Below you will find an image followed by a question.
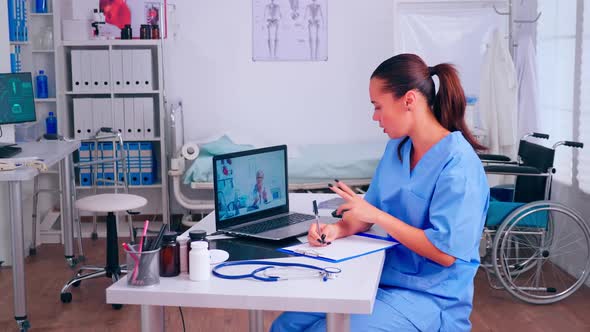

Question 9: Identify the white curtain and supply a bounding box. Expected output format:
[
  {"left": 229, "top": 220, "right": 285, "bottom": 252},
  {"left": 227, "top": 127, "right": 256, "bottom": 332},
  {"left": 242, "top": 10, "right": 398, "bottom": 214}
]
[
  {"left": 536, "top": 0, "right": 587, "bottom": 188},
  {"left": 577, "top": 1, "right": 590, "bottom": 193},
  {"left": 396, "top": 3, "right": 506, "bottom": 97},
  {"left": 516, "top": 34, "right": 539, "bottom": 138}
]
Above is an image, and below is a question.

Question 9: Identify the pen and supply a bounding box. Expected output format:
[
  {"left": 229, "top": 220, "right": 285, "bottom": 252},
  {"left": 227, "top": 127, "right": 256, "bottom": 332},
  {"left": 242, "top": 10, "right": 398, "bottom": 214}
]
[
  {"left": 313, "top": 200, "right": 325, "bottom": 244},
  {"left": 295, "top": 248, "right": 323, "bottom": 257}
]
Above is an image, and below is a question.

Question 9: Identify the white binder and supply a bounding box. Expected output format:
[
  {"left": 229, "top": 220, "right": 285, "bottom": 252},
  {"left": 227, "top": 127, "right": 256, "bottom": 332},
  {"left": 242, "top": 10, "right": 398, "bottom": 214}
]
[
  {"left": 133, "top": 98, "right": 145, "bottom": 138},
  {"left": 91, "top": 98, "right": 101, "bottom": 135},
  {"left": 111, "top": 49, "right": 124, "bottom": 91},
  {"left": 91, "top": 98, "right": 112, "bottom": 134},
  {"left": 80, "top": 50, "right": 92, "bottom": 92},
  {"left": 102, "top": 99, "right": 114, "bottom": 131},
  {"left": 142, "top": 50, "right": 153, "bottom": 90},
  {"left": 71, "top": 50, "right": 82, "bottom": 92},
  {"left": 90, "top": 51, "right": 103, "bottom": 91},
  {"left": 122, "top": 50, "right": 134, "bottom": 91},
  {"left": 143, "top": 98, "right": 155, "bottom": 139},
  {"left": 123, "top": 98, "right": 135, "bottom": 139},
  {"left": 90, "top": 50, "right": 109, "bottom": 91},
  {"left": 73, "top": 98, "right": 87, "bottom": 139},
  {"left": 74, "top": 98, "right": 93, "bottom": 139},
  {"left": 131, "top": 50, "right": 143, "bottom": 90},
  {"left": 113, "top": 98, "right": 125, "bottom": 136},
  {"left": 132, "top": 49, "right": 153, "bottom": 91}
]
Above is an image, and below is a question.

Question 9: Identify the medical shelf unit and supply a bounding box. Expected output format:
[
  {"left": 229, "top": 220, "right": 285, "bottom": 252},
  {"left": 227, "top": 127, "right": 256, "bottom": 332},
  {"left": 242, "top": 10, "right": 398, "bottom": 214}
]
[
  {"left": 7, "top": 0, "right": 60, "bottom": 137},
  {"left": 55, "top": 39, "right": 170, "bottom": 225},
  {"left": 6, "top": 0, "right": 63, "bottom": 245}
]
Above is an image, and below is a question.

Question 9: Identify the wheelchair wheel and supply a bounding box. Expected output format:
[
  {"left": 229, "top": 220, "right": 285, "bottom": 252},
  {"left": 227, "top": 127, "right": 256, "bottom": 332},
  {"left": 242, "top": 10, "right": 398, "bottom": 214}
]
[{"left": 491, "top": 201, "right": 590, "bottom": 304}]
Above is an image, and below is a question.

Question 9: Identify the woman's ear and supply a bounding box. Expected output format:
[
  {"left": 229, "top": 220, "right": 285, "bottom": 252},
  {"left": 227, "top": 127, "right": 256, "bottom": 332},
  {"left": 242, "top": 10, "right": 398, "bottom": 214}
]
[{"left": 404, "top": 90, "right": 417, "bottom": 107}]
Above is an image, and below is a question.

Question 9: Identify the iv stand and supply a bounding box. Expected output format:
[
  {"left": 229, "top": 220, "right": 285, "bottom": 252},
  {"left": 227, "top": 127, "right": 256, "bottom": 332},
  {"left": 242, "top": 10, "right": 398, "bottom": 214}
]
[{"left": 493, "top": 0, "right": 542, "bottom": 58}]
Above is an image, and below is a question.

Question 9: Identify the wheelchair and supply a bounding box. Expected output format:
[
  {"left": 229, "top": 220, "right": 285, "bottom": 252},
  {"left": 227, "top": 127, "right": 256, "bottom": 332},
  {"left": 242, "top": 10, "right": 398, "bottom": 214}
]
[{"left": 478, "top": 133, "right": 590, "bottom": 304}]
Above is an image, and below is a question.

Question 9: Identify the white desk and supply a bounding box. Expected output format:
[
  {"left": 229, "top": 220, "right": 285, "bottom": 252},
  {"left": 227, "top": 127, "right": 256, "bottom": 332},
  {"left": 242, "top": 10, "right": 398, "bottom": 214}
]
[
  {"left": 0, "top": 140, "right": 80, "bottom": 330},
  {"left": 107, "top": 193, "right": 386, "bottom": 332}
]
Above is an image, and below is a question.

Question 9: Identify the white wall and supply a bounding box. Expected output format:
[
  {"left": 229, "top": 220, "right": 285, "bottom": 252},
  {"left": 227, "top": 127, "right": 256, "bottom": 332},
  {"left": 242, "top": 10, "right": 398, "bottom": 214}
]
[{"left": 164, "top": 0, "right": 395, "bottom": 147}]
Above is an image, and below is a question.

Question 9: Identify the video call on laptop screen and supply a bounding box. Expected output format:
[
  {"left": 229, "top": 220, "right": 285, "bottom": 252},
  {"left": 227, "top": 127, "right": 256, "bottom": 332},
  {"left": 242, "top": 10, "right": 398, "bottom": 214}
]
[{"left": 215, "top": 149, "right": 287, "bottom": 222}]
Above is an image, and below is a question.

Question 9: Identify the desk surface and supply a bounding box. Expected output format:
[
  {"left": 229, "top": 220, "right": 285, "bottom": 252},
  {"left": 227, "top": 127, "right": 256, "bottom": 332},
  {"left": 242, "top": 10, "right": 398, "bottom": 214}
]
[
  {"left": 0, "top": 141, "right": 80, "bottom": 181},
  {"left": 107, "top": 193, "right": 386, "bottom": 315}
]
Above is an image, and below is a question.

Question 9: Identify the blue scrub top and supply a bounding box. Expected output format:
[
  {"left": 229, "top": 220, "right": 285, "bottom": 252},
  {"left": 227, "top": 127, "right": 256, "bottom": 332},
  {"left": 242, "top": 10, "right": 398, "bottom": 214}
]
[{"left": 364, "top": 131, "right": 489, "bottom": 331}]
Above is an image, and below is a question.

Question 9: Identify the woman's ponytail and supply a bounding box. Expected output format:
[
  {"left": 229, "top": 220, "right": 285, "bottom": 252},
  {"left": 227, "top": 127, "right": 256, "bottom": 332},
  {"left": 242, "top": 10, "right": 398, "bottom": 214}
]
[
  {"left": 372, "top": 54, "right": 487, "bottom": 153},
  {"left": 431, "top": 64, "right": 486, "bottom": 151}
]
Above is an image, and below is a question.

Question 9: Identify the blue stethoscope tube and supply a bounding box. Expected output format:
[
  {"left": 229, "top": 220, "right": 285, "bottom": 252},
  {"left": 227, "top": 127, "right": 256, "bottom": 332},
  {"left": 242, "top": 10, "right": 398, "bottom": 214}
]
[{"left": 212, "top": 260, "right": 341, "bottom": 282}]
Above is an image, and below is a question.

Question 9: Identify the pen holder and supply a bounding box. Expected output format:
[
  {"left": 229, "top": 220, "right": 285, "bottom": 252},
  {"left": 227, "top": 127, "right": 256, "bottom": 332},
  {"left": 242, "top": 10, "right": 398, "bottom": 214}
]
[{"left": 126, "top": 244, "right": 160, "bottom": 287}]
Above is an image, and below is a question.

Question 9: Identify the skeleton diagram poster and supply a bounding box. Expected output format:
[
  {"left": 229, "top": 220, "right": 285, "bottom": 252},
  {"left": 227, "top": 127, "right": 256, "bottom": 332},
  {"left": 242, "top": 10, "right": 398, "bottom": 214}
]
[{"left": 253, "top": 0, "right": 327, "bottom": 61}]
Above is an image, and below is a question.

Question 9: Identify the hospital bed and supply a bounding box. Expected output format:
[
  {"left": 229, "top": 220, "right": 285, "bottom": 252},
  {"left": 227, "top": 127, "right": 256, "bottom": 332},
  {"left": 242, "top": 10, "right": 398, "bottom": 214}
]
[
  {"left": 168, "top": 135, "right": 384, "bottom": 212},
  {"left": 478, "top": 133, "right": 590, "bottom": 304}
]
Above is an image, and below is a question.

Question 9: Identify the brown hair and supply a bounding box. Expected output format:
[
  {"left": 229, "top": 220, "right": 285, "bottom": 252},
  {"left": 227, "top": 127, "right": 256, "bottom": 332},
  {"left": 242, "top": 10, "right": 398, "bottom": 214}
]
[{"left": 370, "top": 54, "right": 486, "bottom": 159}]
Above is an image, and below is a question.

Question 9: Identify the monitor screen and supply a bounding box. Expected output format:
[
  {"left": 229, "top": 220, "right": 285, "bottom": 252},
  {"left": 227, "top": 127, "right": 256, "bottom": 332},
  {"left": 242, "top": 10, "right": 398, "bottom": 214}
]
[
  {"left": 0, "top": 72, "right": 36, "bottom": 125},
  {"left": 215, "top": 148, "right": 287, "bottom": 222}
]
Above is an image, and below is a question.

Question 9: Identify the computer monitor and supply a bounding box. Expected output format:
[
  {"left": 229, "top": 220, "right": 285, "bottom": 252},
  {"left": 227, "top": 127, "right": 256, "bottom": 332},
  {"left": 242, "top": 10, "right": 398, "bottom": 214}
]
[
  {"left": 0, "top": 72, "right": 37, "bottom": 157},
  {"left": 0, "top": 72, "right": 37, "bottom": 125}
]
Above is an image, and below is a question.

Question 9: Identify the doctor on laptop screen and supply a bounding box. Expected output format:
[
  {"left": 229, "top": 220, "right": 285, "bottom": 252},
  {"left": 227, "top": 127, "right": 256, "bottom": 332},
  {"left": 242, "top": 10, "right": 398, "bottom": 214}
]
[{"left": 215, "top": 149, "right": 286, "bottom": 221}]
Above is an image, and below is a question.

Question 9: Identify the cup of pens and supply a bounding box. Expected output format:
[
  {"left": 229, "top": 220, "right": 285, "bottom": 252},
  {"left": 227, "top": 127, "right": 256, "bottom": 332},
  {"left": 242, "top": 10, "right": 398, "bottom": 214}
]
[{"left": 125, "top": 244, "right": 160, "bottom": 287}]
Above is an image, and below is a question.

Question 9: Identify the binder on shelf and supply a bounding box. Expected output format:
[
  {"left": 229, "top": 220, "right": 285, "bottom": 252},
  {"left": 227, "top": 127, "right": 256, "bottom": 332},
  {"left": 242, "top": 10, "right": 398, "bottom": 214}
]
[
  {"left": 91, "top": 98, "right": 112, "bottom": 134},
  {"left": 111, "top": 50, "right": 124, "bottom": 91},
  {"left": 123, "top": 98, "right": 135, "bottom": 139},
  {"left": 102, "top": 142, "right": 115, "bottom": 186},
  {"left": 122, "top": 50, "right": 134, "bottom": 91},
  {"left": 73, "top": 98, "right": 92, "bottom": 139},
  {"left": 113, "top": 98, "right": 125, "bottom": 135},
  {"left": 133, "top": 98, "right": 145, "bottom": 138},
  {"left": 71, "top": 50, "right": 82, "bottom": 91},
  {"left": 132, "top": 49, "right": 153, "bottom": 90},
  {"left": 80, "top": 50, "right": 92, "bottom": 91},
  {"left": 90, "top": 50, "right": 110, "bottom": 91},
  {"left": 117, "top": 143, "right": 127, "bottom": 183},
  {"left": 94, "top": 142, "right": 105, "bottom": 185},
  {"left": 78, "top": 143, "right": 93, "bottom": 186},
  {"left": 140, "top": 142, "right": 155, "bottom": 185},
  {"left": 91, "top": 143, "right": 102, "bottom": 185},
  {"left": 143, "top": 98, "right": 155, "bottom": 139},
  {"left": 128, "top": 142, "right": 141, "bottom": 185}
]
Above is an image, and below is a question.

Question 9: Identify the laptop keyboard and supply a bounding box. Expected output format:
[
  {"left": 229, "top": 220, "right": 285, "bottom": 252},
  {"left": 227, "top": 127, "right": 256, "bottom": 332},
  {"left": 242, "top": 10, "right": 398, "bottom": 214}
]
[{"left": 233, "top": 213, "right": 314, "bottom": 234}]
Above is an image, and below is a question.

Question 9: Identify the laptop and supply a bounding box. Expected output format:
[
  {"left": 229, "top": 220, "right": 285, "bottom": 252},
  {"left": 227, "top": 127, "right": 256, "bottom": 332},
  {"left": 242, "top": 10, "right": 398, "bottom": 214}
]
[{"left": 213, "top": 145, "right": 316, "bottom": 240}]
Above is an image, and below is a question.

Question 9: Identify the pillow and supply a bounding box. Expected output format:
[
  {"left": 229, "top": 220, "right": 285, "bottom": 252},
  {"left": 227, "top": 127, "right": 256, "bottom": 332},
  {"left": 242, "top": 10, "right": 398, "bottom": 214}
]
[{"left": 199, "top": 135, "right": 254, "bottom": 155}]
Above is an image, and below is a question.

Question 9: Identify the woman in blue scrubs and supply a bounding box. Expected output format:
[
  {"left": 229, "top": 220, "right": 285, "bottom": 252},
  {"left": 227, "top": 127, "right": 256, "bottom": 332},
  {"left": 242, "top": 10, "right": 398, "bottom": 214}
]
[{"left": 271, "top": 54, "right": 489, "bottom": 331}]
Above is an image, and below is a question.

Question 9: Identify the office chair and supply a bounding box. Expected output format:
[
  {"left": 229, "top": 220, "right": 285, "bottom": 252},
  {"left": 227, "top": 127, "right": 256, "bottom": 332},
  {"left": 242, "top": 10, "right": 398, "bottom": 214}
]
[{"left": 59, "top": 129, "right": 146, "bottom": 309}]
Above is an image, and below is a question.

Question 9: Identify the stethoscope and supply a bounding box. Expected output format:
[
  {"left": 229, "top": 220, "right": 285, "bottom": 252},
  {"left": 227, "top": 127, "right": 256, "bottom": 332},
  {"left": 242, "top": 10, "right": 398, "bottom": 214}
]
[{"left": 212, "top": 260, "right": 342, "bottom": 282}]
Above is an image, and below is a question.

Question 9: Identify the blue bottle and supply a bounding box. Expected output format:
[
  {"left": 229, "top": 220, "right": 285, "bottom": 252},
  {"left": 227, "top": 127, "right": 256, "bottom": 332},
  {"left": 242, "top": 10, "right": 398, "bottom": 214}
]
[
  {"left": 35, "top": 0, "right": 48, "bottom": 13},
  {"left": 46, "top": 112, "right": 57, "bottom": 136},
  {"left": 36, "top": 70, "right": 48, "bottom": 98}
]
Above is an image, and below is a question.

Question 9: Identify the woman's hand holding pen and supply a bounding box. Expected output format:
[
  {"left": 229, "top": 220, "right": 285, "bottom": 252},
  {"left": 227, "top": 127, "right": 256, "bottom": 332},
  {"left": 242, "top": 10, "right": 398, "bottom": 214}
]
[
  {"left": 329, "top": 179, "right": 382, "bottom": 225},
  {"left": 308, "top": 223, "right": 339, "bottom": 247}
]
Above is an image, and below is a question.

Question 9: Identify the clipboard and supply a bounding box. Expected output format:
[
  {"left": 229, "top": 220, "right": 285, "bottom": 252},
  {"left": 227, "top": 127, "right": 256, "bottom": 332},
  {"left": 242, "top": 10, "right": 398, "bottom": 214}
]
[{"left": 277, "top": 233, "right": 398, "bottom": 263}]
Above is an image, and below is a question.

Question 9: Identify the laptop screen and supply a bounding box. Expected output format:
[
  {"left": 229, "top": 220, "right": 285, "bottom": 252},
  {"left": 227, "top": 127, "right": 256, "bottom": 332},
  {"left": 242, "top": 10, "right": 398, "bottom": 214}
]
[{"left": 214, "top": 146, "right": 288, "bottom": 224}]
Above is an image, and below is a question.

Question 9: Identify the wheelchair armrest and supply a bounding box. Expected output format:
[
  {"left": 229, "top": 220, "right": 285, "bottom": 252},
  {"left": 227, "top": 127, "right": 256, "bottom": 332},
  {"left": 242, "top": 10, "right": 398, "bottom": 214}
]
[
  {"left": 484, "top": 165, "right": 543, "bottom": 175},
  {"left": 480, "top": 160, "right": 519, "bottom": 165},
  {"left": 478, "top": 154, "right": 512, "bottom": 162}
]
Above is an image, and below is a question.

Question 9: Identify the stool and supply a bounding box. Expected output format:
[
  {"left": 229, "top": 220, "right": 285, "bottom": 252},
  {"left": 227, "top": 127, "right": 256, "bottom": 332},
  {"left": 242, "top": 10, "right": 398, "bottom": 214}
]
[{"left": 60, "top": 193, "right": 147, "bottom": 309}]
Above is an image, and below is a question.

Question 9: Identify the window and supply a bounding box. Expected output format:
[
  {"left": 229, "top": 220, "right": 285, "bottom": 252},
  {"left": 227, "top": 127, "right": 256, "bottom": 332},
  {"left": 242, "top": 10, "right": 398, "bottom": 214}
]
[
  {"left": 537, "top": 0, "right": 586, "bottom": 187},
  {"left": 577, "top": 1, "right": 590, "bottom": 193}
]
